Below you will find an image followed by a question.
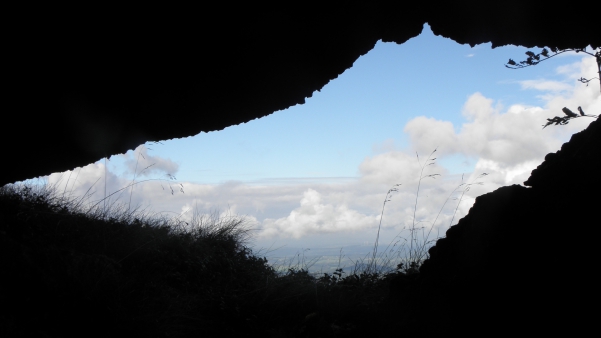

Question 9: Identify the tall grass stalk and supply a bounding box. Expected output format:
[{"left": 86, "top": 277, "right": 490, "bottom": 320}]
[
  {"left": 53, "top": 145, "right": 184, "bottom": 221},
  {"left": 1, "top": 147, "right": 490, "bottom": 336},
  {"left": 448, "top": 173, "right": 488, "bottom": 226},
  {"left": 409, "top": 148, "right": 440, "bottom": 263},
  {"left": 367, "top": 184, "right": 401, "bottom": 274},
  {"left": 366, "top": 148, "right": 488, "bottom": 275}
]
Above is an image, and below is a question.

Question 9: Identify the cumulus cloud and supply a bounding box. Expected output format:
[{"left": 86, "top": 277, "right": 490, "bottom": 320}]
[
  {"left": 400, "top": 55, "right": 599, "bottom": 190},
  {"left": 359, "top": 150, "right": 444, "bottom": 186},
  {"left": 122, "top": 145, "right": 179, "bottom": 178},
  {"left": 260, "top": 189, "right": 377, "bottom": 239},
  {"left": 402, "top": 117, "right": 459, "bottom": 157},
  {"left": 47, "top": 162, "right": 115, "bottom": 197},
  {"left": 35, "top": 55, "right": 599, "bottom": 254}
]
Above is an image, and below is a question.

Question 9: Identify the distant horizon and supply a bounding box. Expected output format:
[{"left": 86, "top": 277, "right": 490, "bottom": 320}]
[{"left": 21, "top": 24, "right": 600, "bottom": 272}]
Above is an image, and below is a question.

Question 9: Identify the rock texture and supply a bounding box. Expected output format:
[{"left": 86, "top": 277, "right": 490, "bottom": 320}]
[
  {"left": 3, "top": 3, "right": 600, "bottom": 186},
  {"left": 408, "top": 117, "right": 600, "bottom": 334}
]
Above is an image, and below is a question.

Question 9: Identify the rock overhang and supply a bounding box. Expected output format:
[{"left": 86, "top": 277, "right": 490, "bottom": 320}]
[{"left": 3, "top": 3, "right": 600, "bottom": 186}]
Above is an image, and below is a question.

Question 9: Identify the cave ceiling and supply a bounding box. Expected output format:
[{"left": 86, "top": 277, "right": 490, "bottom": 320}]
[{"left": 4, "top": 3, "right": 599, "bottom": 186}]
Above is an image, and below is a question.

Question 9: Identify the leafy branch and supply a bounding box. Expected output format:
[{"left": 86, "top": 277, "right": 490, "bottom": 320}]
[
  {"left": 506, "top": 47, "right": 601, "bottom": 94},
  {"left": 506, "top": 47, "right": 600, "bottom": 129},
  {"left": 542, "top": 106, "right": 598, "bottom": 129}
]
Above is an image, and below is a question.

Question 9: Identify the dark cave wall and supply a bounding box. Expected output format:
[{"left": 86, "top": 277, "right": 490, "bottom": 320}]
[
  {"left": 3, "top": 3, "right": 600, "bottom": 186},
  {"left": 408, "top": 117, "right": 600, "bottom": 334}
]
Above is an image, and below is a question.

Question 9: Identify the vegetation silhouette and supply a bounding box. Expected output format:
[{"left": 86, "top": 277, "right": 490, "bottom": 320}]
[
  {"left": 0, "top": 146, "right": 486, "bottom": 337},
  {"left": 506, "top": 47, "right": 600, "bottom": 128},
  {"left": 366, "top": 148, "right": 487, "bottom": 276}
]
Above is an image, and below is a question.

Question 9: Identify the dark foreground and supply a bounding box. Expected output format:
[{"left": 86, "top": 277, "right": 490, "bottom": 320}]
[{"left": 2, "top": 118, "right": 599, "bottom": 337}]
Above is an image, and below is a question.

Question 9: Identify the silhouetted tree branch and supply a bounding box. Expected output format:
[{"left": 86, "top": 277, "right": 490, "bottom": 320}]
[
  {"left": 542, "top": 106, "right": 598, "bottom": 129},
  {"left": 506, "top": 47, "right": 600, "bottom": 129},
  {"left": 506, "top": 47, "right": 601, "bottom": 94}
]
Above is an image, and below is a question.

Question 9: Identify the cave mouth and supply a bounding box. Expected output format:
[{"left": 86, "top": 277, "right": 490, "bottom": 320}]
[
  {"left": 3, "top": 7, "right": 600, "bottom": 335},
  {"left": 14, "top": 26, "right": 600, "bottom": 273}
]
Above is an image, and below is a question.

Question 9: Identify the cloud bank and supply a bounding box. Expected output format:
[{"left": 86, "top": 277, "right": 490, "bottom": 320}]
[{"left": 39, "top": 56, "right": 599, "bottom": 251}]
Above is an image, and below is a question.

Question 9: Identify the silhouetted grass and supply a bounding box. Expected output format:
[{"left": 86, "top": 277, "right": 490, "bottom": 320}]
[
  {"left": 0, "top": 152, "right": 485, "bottom": 337},
  {"left": 0, "top": 182, "right": 396, "bottom": 337},
  {"left": 362, "top": 148, "right": 487, "bottom": 276}
]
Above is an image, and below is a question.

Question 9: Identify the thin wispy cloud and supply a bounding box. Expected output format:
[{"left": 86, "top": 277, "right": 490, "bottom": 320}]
[{"left": 519, "top": 80, "right": 572, "bottom": 92}]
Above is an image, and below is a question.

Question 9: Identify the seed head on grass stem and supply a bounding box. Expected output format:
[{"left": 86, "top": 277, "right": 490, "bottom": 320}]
[
  {"left": 410, "top": 148, "right": 439, "bottom": 263},
  {"left": 368, "top": 148, "right": 489, "bottom": 274},
  {"left": 369, "top": 183, "right": 401, "bottom": 274},
  {"left": 449, "top": 173, "right": 488, "bottom": 227}
]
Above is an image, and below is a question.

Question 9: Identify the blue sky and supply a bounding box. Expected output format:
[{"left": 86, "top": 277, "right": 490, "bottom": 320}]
[
  {"left": 105, "top": 24, "right": 578, "bottom": 184},
  {"left": 38, "top": 24, "right": 600, "bottom": 272},
  {"left": 103, "top": 24, "right": 589, "bottom": 184}
]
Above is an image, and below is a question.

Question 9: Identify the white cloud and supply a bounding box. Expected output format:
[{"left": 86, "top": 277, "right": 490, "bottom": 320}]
[
  {"left": 260, "top": 189, "right": 377, "bottom": 239},
  {"left": 121, "top": 145, "right": 179, "bottom": 178},
  {"left": 358, "top": 150, "right": 447, "bottom": 186},
  {"left": 519, "top": 80, "right": 572, "bottom": 92},
  {"left": 521, "top": 53, "right": 599, "bottom": 92},
  {"left": 43, "top": 148, "right": 182, "bottom": 216},
  {"left": 35, "top": 56, "right": 599, "bottom": 256},
  {"left": 401, "top": 91, "right": 561, "bottom": 170},
  {"left": 403, "top": 117, "right": 459, "bottom": 157},
  {"left": 556, "top": 62, "right": 581, "bottom": 78},
  {"left": 399, "top": 54, "right": 599, "bottom": 190},
  {"left": 46, "top": 162, "right": 124, "bottom": 206}
]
